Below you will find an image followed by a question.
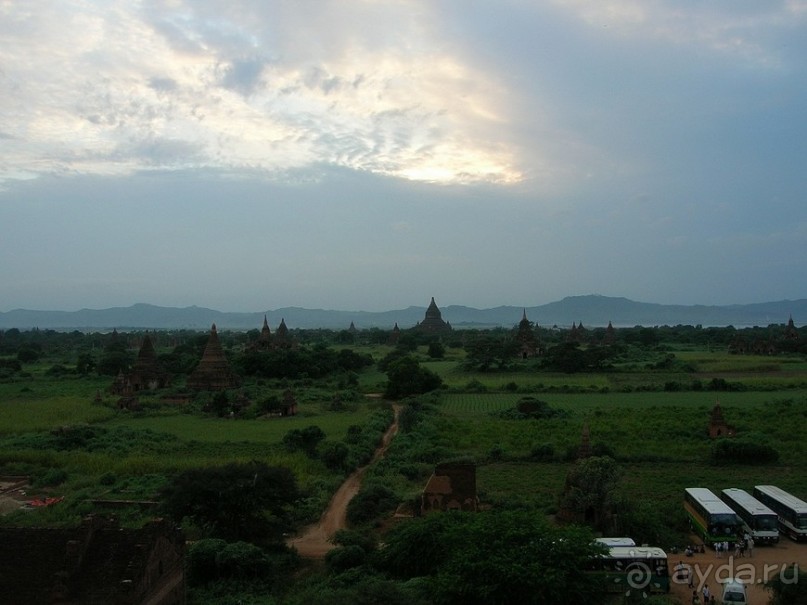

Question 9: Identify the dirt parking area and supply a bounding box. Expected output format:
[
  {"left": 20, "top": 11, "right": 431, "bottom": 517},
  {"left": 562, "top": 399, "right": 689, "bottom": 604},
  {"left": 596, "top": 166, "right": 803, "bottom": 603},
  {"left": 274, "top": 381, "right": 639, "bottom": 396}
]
[{"left": 669, "top": 538, "right": 805, "bottom": 604}]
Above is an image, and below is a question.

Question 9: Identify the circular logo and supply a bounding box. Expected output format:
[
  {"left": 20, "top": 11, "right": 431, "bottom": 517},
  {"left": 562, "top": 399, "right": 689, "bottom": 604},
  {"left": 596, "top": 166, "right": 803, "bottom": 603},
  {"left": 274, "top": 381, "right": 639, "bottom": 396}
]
[{"left": 626, "top": 561, "right": 652, "bottom": 590}]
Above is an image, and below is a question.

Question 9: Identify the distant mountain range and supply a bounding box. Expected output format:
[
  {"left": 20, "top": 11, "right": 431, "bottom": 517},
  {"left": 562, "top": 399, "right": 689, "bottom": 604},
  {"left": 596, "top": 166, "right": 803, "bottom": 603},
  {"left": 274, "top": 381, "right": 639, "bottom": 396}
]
[{"left": 1, "top": 296, "right": 805, "bottom": 331}]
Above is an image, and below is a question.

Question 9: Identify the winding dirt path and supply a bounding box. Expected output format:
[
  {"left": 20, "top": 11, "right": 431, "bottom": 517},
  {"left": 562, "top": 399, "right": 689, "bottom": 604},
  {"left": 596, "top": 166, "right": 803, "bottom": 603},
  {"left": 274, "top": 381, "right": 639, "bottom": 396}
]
[{"left": 288, "top": 404, "right": 401, "bottom": 558}]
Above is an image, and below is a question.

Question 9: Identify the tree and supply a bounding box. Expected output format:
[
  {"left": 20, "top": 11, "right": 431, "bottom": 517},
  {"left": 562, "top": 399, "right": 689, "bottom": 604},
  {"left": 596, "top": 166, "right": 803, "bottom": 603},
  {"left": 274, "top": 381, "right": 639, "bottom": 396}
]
[
  {"left": 462, "top": 335, "right": 518, "bottom": 371},
  {"left": 75, "top": 352, "right": 96, "bottom": 376},
  {"left": 378, "top": 509, "right": 604, "bottom": 605},
  {"left": 159, "top": 461, "right": 299, "bottom": 544},
  {"left": 283, "top": 425, "right": 326, "bottom": 457},
  {"left": 558, "top": 456, "right": 622, "bottom": 531},
  {"left": 766, "top": 565, "right": 807, "bottom": 605},
  {"left": 383, "top": 355, "right": 443, "bottom": 399},
  {"left": 427, "top": 340, "right": 445, "bottom": 359},
  {"left": 320, "top": 441, "right": 350, "bottom": 471},
  {"left": 346, "top": 483, "right": 399, "bottom": 526}
]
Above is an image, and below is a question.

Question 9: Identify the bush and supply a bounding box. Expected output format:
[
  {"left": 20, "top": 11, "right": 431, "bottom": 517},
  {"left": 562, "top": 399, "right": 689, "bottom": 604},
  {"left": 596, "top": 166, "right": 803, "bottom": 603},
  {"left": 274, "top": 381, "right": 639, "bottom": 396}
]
[
  {"left": 530, "top": 443, "right": 555, "bottom": 461},
  {"left": 493, "top": 397, "right": 568, "bottom": 420},
  {"left": 283, "top": 425, "right": 326, "bottom": 457},
  {"left": 710, "top": 439, "right": 779, "bottom": 465},
  {"left": 34, "top": 467, "right": 68, "bottom": 487},
  {"left": 320, "top": 441, "right": 350, "bottom": 471},
  {"left": 346, "top": 483, "right": 398, "bottom": 526}
]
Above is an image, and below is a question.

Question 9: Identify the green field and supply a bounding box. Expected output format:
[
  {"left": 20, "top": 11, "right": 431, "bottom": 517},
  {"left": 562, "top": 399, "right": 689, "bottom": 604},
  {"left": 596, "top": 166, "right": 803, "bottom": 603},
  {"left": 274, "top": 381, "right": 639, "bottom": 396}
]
[{"left": 2, "top": 332, "right": 807, "bottom": 603}]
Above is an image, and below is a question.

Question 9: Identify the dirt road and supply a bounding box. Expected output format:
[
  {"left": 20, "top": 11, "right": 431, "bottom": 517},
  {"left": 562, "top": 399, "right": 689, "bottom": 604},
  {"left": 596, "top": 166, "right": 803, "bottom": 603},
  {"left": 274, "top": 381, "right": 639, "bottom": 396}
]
[
  {"left": 288, "top": 404, "right": 401, "bottom": 558},
  {"left": 669, "top": 537, "right": 806, "bottom": 603}
]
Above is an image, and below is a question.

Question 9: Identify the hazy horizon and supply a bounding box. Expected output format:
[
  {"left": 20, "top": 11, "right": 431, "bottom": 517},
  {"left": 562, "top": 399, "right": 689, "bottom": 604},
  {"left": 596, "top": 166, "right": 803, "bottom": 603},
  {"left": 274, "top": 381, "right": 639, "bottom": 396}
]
[
  {"left": 3, "top": 293, "right": 806, "bottom": 317},
  {"left": 2, "top": 2, "right": 806, "bottom": 313}
]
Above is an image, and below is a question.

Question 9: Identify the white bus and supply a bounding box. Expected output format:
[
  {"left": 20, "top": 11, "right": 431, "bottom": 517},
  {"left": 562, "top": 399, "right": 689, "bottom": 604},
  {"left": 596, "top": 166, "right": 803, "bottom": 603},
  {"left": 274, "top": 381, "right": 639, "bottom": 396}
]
[
  {"left": 720, "top": 488, "right": 779, "bottom": 544},
  {"left": 590, "top": 546, "right": 670, "bottom": 594},
  {"left": 753, "top": 485, "right": 807, "bottom": 541},
  {"left": 596, "top": 537, "right": 636, "bottom": 547}
]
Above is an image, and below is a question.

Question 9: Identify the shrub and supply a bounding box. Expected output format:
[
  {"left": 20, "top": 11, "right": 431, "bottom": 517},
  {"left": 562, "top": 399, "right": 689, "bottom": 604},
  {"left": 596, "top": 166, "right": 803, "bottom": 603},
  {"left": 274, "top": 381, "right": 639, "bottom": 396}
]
[
  {"left": 493, "top": 397, "right": 568, "bottom": 420},
  {"left": 530, "top": 443, "right": 555, "bottom": 461},
  {"left": 710, "top": 439, "right": 779, "bottom": 465},
  {"left": 346, "top": 483, "right": 398, "bottom": 526},
  {"left": 34, "top": 467, "right": 68, "bottom": 487}
]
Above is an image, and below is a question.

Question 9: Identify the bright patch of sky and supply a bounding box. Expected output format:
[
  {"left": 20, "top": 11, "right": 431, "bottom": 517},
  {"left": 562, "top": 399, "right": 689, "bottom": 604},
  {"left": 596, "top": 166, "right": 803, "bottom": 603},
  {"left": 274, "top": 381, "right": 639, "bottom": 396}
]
[{"left": 1, "top": 0, "right": 805, "bottom": 313}]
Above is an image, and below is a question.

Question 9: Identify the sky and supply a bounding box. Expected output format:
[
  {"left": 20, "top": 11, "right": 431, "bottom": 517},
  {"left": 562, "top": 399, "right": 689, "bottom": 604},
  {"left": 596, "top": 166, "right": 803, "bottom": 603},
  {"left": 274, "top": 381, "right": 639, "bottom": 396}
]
[{"left": 1, "top": 0, "right": 806, "bottom": 313}]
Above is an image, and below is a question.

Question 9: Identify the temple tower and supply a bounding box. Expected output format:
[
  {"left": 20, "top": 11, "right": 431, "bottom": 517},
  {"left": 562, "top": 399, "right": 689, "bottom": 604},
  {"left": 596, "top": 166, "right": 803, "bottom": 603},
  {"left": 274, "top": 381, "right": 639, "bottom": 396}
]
[
  {"left": 187, "top": 324, "right": 241, "bottom": 391},
  {"left": 516, "top": 308, "right": 537, "bottom": 358},
  {"left": 412, "top": 297, "right": 452, "bottom": 334}
]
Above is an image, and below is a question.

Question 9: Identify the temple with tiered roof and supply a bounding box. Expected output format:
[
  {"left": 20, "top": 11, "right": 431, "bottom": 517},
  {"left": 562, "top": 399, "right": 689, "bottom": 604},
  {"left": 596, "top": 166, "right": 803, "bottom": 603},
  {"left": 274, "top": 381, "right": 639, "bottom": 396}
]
[{"left": 412, "top": 297, "right": 451, "bottom": 334}]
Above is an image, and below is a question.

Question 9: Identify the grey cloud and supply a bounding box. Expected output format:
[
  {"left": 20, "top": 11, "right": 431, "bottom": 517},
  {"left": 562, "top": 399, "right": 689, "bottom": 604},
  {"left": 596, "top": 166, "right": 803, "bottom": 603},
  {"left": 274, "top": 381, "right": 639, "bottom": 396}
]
[
  {"left": 113, "top": 137, "right": 205, "bottom": 165},
  {"left": 219, "top": 57, "right": 268, "bottom": 94},
  {"left": 302, "top": 67, "right": 344, "bottom": 95},
  {"left": 148, "top": 77, "right": 178, "bottom": 93}
]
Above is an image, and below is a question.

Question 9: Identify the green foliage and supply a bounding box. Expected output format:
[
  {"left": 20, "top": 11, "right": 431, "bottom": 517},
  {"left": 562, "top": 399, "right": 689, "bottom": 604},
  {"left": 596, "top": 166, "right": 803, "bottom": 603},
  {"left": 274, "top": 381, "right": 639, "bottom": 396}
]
[
  {"left": 541, "top": 343, "right": 613, "bottom": 373},
  {"left": 427, "top": 341, "right": 445, "bottom": 359},
  {"left": 284, "top": 571, "right": 423, "bottom": 605},
  {"left": 379, "top": 510, "right": 603, "bottom": 605},
  {"left": 346, "top": 483, "right": 399, "bottom": 526},
  {"left": 1, "top": 424, "right": 179, "bottom": 455},
  {"left": 384, "top": 356, "right": 443, "bottom": 399},
  {"left": 529, "top": 442, "right": 555, "bottom": 461},
  {"left": 33, "top": 467, "right": 68, "bottom": 487},
  {"left": 320, "top": 441, "right": 350, "bottom": 471},
  {"left": 159, "top": 461, "right": 299, "bottom": 544},
  {"left": 765, "top": 565, "right": 807, "bottom": 605},
  {"left": 237, "top": 347, "right": 372, "bottom": 379},
  {"left": 710, "top": 438, "right": 780, "bottom": 465},
  {"left": 558, "top": 456, "right": 622, "bottom": 532},
  {"left": 283, "top": 425, "right": 326, "bottom": 457},
  {"left": 17, "top": 346, "right": 41, "bottom": 363},
  {"left": 492, "top": 396, "right": 569, "bottom": 420},
  {"left": 397, "top": 404, "right": 420, "bottom": 433},
  {"left": 462, "top": 334, "right": 519, "bottom": 371},
  {"left": 186, "top": 538, "right": 299, "bottom": 601}
]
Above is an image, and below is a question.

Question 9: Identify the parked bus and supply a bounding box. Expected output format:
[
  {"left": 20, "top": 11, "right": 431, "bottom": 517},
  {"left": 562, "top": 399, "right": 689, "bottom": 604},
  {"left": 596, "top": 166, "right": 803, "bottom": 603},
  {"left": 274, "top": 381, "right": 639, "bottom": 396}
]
[
  {"left": 753, "top": 485, "right": 807, "bottom": 541},
  {"left": 720, "top": 488, "right": 779, "bottom": 544},
  {"left": 684, "top": 487, "right": 742, "bottom": 545},
  {"left": 596, "top": 537, "right": 636, "bottom": 547},
  {"left": 590, "top": 546, "right": 670, "bottom": 594}
]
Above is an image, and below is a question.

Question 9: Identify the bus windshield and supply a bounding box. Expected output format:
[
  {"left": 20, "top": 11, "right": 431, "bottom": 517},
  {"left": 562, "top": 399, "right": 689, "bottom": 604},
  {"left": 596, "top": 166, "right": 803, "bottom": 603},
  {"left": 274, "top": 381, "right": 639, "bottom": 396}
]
[
  {"left": 798, "top": 514, "right": 807, "bottom": 530},
  {"left": 756, "top": 516, "right": 778, "bottom": 531},
  {"left": 709, "top": 514, "right": 739, "bottom": 532}
]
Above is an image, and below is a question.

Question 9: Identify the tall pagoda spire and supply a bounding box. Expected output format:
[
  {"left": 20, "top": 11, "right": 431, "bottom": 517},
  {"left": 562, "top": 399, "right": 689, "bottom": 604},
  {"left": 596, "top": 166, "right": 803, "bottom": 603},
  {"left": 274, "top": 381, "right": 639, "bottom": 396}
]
[{"left": 187, "top": 324, "right": 241, "bottom": 391}]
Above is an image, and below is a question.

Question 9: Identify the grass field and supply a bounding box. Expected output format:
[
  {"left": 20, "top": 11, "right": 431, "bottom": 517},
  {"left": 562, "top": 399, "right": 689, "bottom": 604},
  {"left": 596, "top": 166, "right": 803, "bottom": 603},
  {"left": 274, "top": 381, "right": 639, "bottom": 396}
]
[{"left": 3, "top": 344, "right": 807, "bottom": 548}]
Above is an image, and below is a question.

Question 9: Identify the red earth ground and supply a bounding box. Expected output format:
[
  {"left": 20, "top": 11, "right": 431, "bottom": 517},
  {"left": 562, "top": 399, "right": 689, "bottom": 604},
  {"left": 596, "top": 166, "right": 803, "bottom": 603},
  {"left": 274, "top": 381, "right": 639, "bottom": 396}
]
[
  {"left": 668, "top": 537, "right": 806, "bottom": 604},
  {"left": 287, "top": 403, "right": 401, "bottom": 558}
]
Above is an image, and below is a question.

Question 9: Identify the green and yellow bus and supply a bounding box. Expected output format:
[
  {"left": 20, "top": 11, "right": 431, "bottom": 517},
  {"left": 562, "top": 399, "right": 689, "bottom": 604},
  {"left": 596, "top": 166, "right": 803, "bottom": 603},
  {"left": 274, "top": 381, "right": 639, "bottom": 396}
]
[{"left": 684, "top": 487, "right": 742, "bottom": 545}]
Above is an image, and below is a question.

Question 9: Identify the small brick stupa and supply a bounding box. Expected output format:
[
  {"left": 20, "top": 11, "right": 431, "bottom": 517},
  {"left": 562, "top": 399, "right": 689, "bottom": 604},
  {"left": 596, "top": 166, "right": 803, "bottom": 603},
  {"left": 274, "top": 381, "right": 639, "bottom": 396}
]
[
  {"left": 187, "top": 324, "right": 241, "bottom": 391},
  {"left": 707, "top": 401, "right": 736, "bottom": 439}
]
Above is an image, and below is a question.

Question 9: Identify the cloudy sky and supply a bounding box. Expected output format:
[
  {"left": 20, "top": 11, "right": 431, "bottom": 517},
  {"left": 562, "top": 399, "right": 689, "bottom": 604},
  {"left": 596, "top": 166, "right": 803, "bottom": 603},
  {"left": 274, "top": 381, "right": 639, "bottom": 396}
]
[{"left": 1, "top": 0, "right": 806, "bottom": 312}]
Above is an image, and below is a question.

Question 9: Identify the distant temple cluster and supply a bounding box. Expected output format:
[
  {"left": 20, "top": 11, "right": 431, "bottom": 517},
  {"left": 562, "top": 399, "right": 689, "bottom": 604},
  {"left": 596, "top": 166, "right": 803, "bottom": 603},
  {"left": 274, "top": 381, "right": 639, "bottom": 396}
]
[
  {"left": 105, "top": 299, "right": 801, "bottom": 402},
  {"left": 728, "top": 316, "right": 800, "bottom": 355}
]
